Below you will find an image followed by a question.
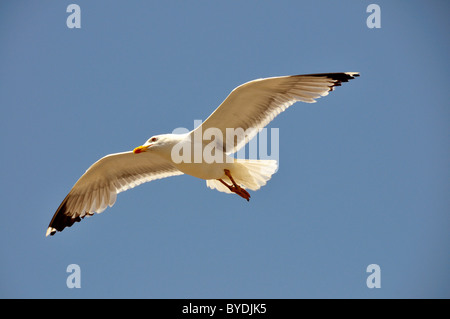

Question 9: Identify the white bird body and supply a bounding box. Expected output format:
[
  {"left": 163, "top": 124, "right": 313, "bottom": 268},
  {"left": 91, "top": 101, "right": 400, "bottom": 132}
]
[
  {"left": 131, "top": 133, "right": 277, "bottom": 191},
  {"left": 136, "top": 133, "right": 236, "bottom": 180},
  {"left": 174, "top": 159, "right": 234, "bottom": 181},
  {"left": 46, "top": 72, "right": 359, "bottom": 236}
]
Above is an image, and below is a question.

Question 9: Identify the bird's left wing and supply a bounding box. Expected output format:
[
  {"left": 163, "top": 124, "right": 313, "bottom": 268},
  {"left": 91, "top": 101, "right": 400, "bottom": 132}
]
[
  {"left": 46, "top": 151, "right": 183, "bottom": 236},
  {"left": 191, "top": 72, "right": 359, "bottom": 154}
]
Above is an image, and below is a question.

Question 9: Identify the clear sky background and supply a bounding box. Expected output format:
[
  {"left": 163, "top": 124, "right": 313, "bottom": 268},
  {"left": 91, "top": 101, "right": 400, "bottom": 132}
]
[{"left": 1, "top": 1, "right": 448, "bottom": 298}]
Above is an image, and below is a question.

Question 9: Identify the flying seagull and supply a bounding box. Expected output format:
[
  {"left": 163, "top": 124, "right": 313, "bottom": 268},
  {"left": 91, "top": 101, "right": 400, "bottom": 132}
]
[{"left": 46, "top": 72, "right": 359, "bottom": 236}]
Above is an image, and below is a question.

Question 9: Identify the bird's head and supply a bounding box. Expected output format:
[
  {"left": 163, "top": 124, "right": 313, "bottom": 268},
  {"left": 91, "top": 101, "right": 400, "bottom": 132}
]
[
  {"left": 133, "top": 134, "right": 179, "bottom": 154},
  {"left": 133, "top": 135, "right": 161, "bottom": 154}
]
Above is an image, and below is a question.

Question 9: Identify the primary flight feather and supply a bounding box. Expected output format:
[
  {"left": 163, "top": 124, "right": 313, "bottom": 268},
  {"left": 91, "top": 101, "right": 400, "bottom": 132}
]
[{"left": 47, "top": 72, "right": 359, "bottom": 236}]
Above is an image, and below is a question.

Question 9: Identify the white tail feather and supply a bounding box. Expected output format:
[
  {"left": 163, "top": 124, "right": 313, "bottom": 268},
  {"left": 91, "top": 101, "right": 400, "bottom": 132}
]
[{"left": 206, "top": 159, "right": 278, "bottom": 194}]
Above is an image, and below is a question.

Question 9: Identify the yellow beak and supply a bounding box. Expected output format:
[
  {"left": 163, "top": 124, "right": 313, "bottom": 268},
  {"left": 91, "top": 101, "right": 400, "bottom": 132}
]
[{"left": 133, "top": 145, "right": 150, "bottom": 154}]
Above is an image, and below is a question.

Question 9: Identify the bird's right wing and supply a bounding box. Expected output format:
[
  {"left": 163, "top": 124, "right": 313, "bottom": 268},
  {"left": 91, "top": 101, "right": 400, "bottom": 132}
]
[{"left": 46, "top": 151, "right": 183, "bottom": 236}]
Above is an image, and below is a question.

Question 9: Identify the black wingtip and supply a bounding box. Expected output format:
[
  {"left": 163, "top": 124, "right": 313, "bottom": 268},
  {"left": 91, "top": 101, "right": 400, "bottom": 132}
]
[
  {"left": 46, "top": 194, "right": 82, "bottom": 237},
  {"left": 308, "top": 72, "right": 360, "bottom": 81},
  {"left": 303, "top": 72, "right": 360, "bottom": 91}
]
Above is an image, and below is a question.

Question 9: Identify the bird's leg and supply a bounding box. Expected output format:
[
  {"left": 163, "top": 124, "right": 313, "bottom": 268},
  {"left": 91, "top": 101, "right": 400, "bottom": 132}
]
[
  {"left": 218, "top": 178, "right": 250, "bottom": 201},
  {"left": 224, "top": 170, "right": 250, "bottom": 201},
  {"left": 218, "top": 169, "right": 250, "bottom": 201}
]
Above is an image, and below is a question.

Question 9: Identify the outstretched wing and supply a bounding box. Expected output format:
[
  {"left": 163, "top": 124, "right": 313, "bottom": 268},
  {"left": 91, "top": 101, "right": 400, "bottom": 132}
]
[
  {"left": 192, "top": 72, "right": 359, "bottom": 154},
  {"left": 46, "top": 151, "right": 183, "bottom": 236}
]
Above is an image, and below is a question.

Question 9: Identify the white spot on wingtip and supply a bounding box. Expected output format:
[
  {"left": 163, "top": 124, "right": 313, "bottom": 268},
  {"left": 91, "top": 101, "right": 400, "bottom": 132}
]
[{"left": 46, "top": 227, "right": 56, "bottom": 237}]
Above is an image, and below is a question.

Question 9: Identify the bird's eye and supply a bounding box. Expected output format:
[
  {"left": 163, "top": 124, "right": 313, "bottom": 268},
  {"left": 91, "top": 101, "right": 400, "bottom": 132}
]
[{"left": 151, "top": 137, "right": 157, "bottom": 142}]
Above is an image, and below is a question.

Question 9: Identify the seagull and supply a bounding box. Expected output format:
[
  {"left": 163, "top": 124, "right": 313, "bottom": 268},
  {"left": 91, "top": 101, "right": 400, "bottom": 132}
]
[{"left": 46, "top": 72, "right": 359, "bottom": 236}]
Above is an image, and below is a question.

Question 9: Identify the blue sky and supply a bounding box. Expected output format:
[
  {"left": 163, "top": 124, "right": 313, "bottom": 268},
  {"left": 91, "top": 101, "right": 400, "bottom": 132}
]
[{"left": 0, "top": 1, "right": 449, "bottom": 298}]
